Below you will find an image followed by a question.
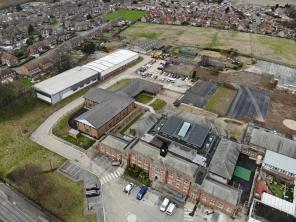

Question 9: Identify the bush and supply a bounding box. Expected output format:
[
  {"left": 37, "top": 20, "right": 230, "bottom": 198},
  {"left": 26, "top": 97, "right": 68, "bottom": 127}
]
[{"left": 125, "top": 164, "right": 151, "bottom": 186}]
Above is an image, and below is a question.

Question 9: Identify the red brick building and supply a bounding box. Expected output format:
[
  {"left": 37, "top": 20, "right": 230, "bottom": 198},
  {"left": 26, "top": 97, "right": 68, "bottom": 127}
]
[{"left": 75, "top": 88, "right": 135, "bottom": 139}]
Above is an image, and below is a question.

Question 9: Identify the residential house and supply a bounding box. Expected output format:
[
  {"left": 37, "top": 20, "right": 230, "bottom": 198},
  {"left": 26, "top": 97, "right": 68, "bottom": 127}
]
[
  {"left": 18, "top": 60, "right": 42, "bottom": 78},
  {"left": 1, "top": 52, "right": 19, "bottom": 66},
  {"left": 0, "top": 68, "right": 17, "bottom": 83}
]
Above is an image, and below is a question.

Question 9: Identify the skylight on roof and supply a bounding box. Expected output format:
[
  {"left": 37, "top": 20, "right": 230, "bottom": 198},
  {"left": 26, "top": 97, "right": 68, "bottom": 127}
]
[{"left": 178, "top": 122, "right": 191, "bottom": 137}]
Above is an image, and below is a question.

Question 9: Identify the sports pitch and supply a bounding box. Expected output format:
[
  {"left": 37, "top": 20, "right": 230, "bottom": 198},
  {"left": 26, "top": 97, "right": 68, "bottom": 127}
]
[
  {"left": 121, "top": 23, "right": 296, "bottom": 66},
  {"left": 234, "top": 166, "right": 251, "bottom": 181}
]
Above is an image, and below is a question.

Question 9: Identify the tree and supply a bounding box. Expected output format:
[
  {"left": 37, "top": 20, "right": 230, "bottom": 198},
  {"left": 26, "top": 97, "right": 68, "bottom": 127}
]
[
  {"left": 86, "top": 14, "right": 92, "bottom": 20},
  {"left": 26, "top": 36, "right": 34, "bottom": 45},
  {"left": 192, "top": 70, "right": 197, "bottom": 79},
  {"left": 28, "top": 24, "right": 34, "bottom": 35},
  {"left": 81, "top": 41, "right": 96, "bottom": 54},
  {"left": 16, "top": 4, "right": 22, "bottom": 11}
]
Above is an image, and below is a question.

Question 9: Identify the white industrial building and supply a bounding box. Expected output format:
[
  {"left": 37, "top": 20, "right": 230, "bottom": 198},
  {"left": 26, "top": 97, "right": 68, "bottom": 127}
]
[{"left": 33, "top": 49, "right": 139, "bottom": 104}]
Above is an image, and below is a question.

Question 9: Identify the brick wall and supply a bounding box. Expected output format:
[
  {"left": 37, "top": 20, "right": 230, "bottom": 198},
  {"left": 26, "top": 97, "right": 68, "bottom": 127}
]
[
  {"left": 129, "top": 150, "right": 151, "bottom": 173},
  {"left": 77, "top": 102, "right": 136, "bottom": 139},
  {"left": 97, "top": 142, "right": 126, "bottom": 162},
  {"left": 199, "top": 191, "right": 237, "bottom": 218}
]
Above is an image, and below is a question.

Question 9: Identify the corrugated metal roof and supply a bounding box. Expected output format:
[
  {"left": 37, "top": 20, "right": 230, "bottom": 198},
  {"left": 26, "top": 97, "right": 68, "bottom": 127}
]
[
  {"left": 84, "top": 49, "right": 138, "bottom": 77},
  {"left": 34, "top": 50, "right": 138, "bottom": 95},
  {"left": 263, "top": 150, "right": 296, "bottom": 175},
  {"left": 33, "top": 66, "right": 98, "bottom": 95}
]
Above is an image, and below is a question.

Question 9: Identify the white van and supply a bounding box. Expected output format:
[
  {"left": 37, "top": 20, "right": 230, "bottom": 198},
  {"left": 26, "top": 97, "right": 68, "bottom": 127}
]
[
  {"left": 166, "top": 202, "right": 176, "bottom": 215},
  {"left": 160, "top": 198, "right": 170, "bottom": 212}
]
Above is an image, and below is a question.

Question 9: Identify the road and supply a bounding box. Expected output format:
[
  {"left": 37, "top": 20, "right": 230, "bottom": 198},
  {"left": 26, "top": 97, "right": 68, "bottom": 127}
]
[{"left": 0, "top": 183, "right": 56, "bottom": 222}]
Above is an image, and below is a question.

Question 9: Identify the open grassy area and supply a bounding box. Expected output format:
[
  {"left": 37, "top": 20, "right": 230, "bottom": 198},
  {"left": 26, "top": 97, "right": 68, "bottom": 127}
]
[
  {"left": 204, "top": 86, "right": 237, "bottom": 116},
  {"left": 0, "top": 0, "right": 30, "bottom": 9},
  {"left": 150, "top": 99, "right": 167, "bottom": 111},
  {"left": 135, "top": 93, "right": 153, "bottom": 104},
  {"left": 107, "top": 79, "right": 131, "bottom": 92},
  {"left": 104, "top": 8, "right": 145, "bottom": 22},
  {"left": 52, "top": 108, "right": 95, "bottom": 150},
  {"left": 15, "top": 77, "right": 33, "bottom": 86},
  {"left": 0, "top": 88, "right": 96, "bottom": 222},
  {"left": 121, "top": 23, "right": 296, "bottom": 66}
]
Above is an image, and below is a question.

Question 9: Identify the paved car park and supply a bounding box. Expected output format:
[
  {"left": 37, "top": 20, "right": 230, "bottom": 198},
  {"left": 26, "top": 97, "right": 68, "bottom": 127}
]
[
  {"left": 102, "top": 178, "right": 183, "bottom": 222},
  {"left": 136, "top": 59, "right": 193, "bottom": 93}
]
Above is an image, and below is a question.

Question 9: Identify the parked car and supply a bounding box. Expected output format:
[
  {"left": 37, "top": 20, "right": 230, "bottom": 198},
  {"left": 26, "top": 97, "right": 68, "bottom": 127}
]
[
  {"left": 86, "top": 184, "right": 100, "bottom": 191},
  {"left": 123, "top": 182, "right": 134, "bottom": 195},
  {"left": 166, "top": 202, "right": 176, "bottom": 215},
  {"left": 160, "top": 198, "right": 170, "bottom": 212},
  {"left": 136, "top": 185, "right": 148, "bottom": 200},
  {"left": 111, "top": 159, "right": 121, "bottom": 166},
  {"left": 86, "top": 190, "right": 99, "bottom": 198}
]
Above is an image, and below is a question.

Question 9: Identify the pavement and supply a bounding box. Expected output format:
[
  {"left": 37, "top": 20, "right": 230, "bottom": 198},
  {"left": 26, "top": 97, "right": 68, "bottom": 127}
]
[
  {"left": 102, "top": 177, "right": 184, "bottom": 222},
  {"left": 0, "top": 183, "right": 57, "bottom": 222}
]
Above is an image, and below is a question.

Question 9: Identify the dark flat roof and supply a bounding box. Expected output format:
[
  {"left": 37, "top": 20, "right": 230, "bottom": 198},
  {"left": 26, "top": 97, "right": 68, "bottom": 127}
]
[{"left": 159, "top": 116, "right": 210, "bottom": 149}]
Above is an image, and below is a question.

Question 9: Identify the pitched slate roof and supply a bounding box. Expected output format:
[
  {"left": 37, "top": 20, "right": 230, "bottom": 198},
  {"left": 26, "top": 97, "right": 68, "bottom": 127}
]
[
  {"left": 117, "top": 78, "right": 162, "bottom": 98},
  {"left": 209, "top": 138, "right": 241, "bottom": 180},
  {"left": 201, "top": 178, "right": 242, "bottom": 206},
  {"left": 76, "top": 88, "right": 134, "bottom": 129},
  {"left": 249, "top": 127, "right": 296, "bottom": 159}
]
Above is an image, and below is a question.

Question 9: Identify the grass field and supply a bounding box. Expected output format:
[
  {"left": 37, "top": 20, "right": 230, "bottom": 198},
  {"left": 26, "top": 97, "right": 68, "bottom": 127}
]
[
  {"left": 204, "top": 86, "right": 237, "bottom": 116},
  {"left": 107, "top": 79, "right": 131, "bottom": 92},
  {"left": 150, "top": 99, "right": 167, "bottom": 111},
  {"left": 121, "top": 23, "right": 296, "bottom": 66},
  {"left": 0, "top": 0, "right": 30, "bottom": 9},
  {"left": 0, "top": 89, "right": 96, "bottom": 222},
  {"left": 104, "top": 8, "right": 145, "bottom": 22},
  {"left": 135, "top": 93, "right": 153, "bottom": 104}
]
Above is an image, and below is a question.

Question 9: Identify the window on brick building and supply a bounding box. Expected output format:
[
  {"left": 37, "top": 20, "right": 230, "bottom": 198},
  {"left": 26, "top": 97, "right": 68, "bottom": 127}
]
[
  {"left": 217, "top": 203, "right": 224, "bottom": 209},
  {"left": 209, "top": 199, "right": 215, "bottom": 206}
]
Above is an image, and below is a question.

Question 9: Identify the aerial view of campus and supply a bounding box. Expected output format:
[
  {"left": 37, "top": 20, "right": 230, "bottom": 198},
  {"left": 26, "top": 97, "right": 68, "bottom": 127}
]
[{"left": 0, "top": 0, "right": 295, "bottom": 222}]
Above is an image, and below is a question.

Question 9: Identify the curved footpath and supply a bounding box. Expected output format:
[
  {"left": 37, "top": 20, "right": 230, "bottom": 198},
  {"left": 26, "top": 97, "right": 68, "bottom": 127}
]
[{"left": 30, "top": 55, "right": 152, "bottom": 176}]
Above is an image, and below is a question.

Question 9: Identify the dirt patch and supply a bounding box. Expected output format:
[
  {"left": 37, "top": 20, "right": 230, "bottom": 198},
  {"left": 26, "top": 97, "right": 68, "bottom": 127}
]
[
  {"left": 196, "top": 69, "right": 273, "bottom": 90},
  {"left": 283, "top": 119, "right": 296, "bottom": 131},
  {"left": 262, "top": 90, "right": 296, "bottom": 136}
]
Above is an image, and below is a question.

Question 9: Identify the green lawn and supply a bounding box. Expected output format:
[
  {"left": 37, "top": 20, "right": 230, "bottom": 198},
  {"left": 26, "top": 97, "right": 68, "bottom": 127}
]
[
  {"left": 150, "top": 99, "right": 166, "bottom": 111},
  {"left": 107, "top": 79, "right": 131, "bottom": 92},
  {"left": 0, "top": 87, "right": 97, "bottom": 222},
  {"left": 204, "top": 86, "right": 237, "bottom": 116},
  {"left": 52, "top": 107, "right": 95, "bottom": 150},
  {"left": 135, "top": 94, "right": 153, "bottom": 104},
  {"left": 104, "top": 9, "right": 146, "bottom": 22}
]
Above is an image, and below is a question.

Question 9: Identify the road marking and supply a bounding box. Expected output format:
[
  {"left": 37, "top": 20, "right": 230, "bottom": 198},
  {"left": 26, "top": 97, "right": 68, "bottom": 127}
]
[{"left": 114, "top": 171, "right": 120, "bottom": 177}]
